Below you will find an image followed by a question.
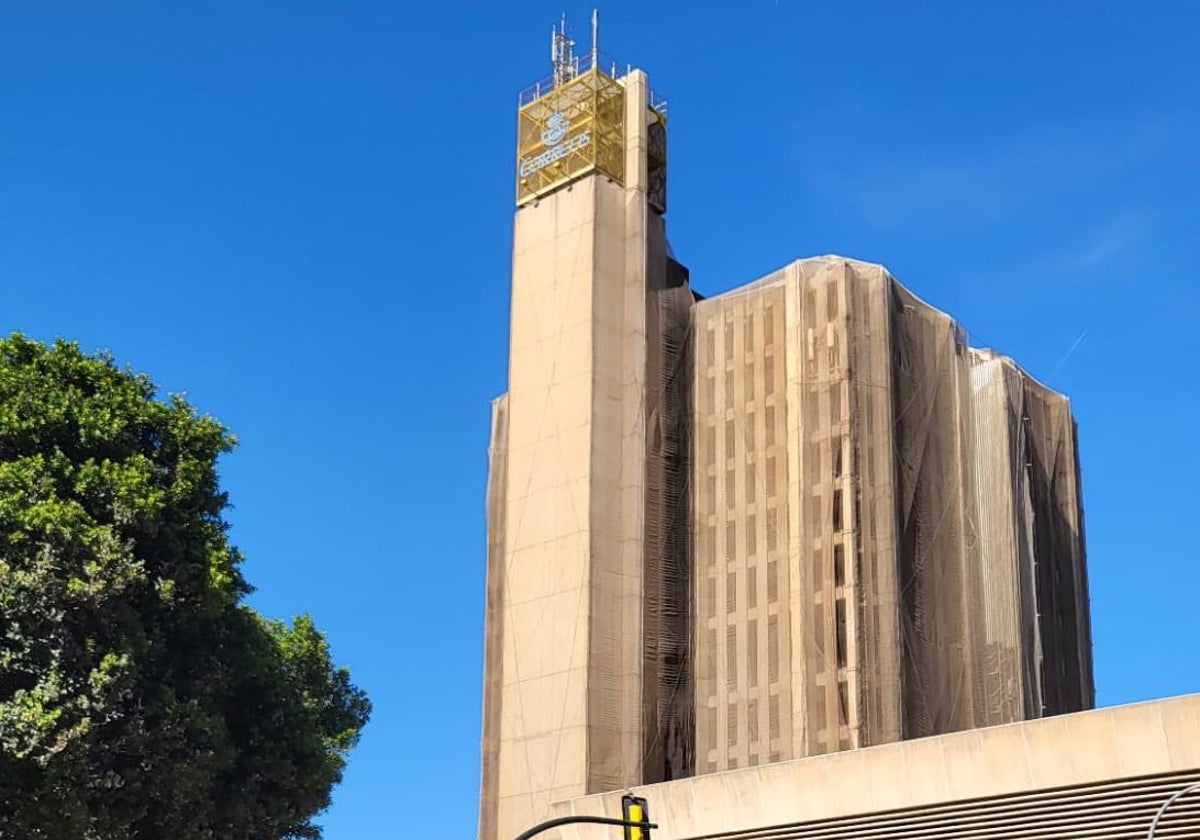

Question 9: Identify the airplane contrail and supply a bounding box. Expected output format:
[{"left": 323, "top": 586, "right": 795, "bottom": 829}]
[{"left": 1050, "top": 330, "right": 1089, "bottom": 376}]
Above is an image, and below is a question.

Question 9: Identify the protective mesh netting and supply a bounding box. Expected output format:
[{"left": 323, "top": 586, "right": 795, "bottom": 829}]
[
  {"left": 480, "top": 254, "right": 1093, "bottom": 832},
  {"left": 688, "top": 257, "right": 1092, "bottom": 770}
]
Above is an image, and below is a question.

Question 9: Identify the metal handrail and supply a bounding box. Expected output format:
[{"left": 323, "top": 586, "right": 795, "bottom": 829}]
[{"left": 518, "top": 51, "right": 630, "bottom": 106}]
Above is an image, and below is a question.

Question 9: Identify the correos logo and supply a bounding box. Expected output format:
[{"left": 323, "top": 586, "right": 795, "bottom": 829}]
[
  {"left": 520, "top": 112, "right": 592, "bottom": 179},
  {"left": 542, "top": 112, "right": 570, "bottom": 146}
]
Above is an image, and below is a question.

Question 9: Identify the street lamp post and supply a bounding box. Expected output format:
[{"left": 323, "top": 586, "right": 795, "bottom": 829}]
[
  {"left": 510, "top": 815, "right": 658, "bottom": 840},
  {"left": 1147, "top": 781, "right": 1200, "bottom": 840}
]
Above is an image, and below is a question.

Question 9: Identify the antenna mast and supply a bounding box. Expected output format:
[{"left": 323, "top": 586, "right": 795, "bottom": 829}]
[
  {"left": 591, "top": 9, "right": 599, "bottom": 68},
  {"left": 551, "top": 13, "right": 576, "bottom": 88}
]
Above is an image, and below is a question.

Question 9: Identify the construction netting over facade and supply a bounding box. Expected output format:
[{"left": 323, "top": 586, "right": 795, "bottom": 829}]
[
  {"left": 691, "top": 257, "right": 1093, "bottom": 772},
  {"left": 480, "top": 250, "right": 1094, "bottom": 840}
]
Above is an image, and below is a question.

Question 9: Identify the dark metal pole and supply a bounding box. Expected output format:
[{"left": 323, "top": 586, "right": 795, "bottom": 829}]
[{"left": 511, "top": 815, "right": 658, "bottom": 840}]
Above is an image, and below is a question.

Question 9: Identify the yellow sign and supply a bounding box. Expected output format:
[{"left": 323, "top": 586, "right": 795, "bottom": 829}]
[{"left": 516, "top": 69, "right": 625, "bottom": 206}]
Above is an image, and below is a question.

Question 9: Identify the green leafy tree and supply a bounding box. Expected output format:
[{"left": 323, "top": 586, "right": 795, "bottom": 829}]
[{"left": 0, "top": 334, "right": 370, "bottom": 839}]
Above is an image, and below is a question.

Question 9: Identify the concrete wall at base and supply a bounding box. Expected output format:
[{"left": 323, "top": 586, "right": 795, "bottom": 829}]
[{"left": 553, "top": 694, "right": 1200, "bottom": 840}]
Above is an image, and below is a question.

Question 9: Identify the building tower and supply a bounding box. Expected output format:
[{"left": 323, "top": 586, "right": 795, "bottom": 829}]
[
  {"left": 479, "top": 16, "right": 691, "bottom": 840},
  {"left": 481, "top": 19, "right": 1094, "bottom": 840}
]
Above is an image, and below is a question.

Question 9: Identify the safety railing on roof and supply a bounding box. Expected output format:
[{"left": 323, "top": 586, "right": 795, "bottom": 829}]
[{"left": 518, "top": 52, "right": 667, "bottom": 113}]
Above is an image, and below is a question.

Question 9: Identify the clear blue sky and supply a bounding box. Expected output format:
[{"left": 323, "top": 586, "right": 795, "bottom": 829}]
[{"left": 3, "top": 1, "right": 1198, "bottom": 837}]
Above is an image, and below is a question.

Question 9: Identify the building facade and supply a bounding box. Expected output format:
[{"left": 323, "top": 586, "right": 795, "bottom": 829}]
[
  {"left": 479, "top": 33, "right": 692, "bottom": 840},
  {"left": 690, "top": 260, "right": 1093, "bottom": 775},
  {"left": 480, "top": 28, "right": 1093, "bottom": 840}
]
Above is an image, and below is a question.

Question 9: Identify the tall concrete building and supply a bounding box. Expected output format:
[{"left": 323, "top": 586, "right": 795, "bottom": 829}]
[
  {"left": 690, "top": 260, "right": 1092, "bottom": 775},
  {"left": 480, "top": 22, "right": 691, "bottom": 840},
  {"left": 480, "top": 21, "right": 1094, "bottom": 840}
]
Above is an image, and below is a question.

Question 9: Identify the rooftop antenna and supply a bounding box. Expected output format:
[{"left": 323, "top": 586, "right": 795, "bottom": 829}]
[
  {"left": 551, "top": 13, "right": 576, "bottom": 88},
  {"left": 590, "top": 9, "right": 599, "bottom": 68}
]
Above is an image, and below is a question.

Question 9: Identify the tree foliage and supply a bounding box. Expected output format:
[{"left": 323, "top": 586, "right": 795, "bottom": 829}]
[{"left": 0, "top": 334, "right": 370, "bottom": 839}]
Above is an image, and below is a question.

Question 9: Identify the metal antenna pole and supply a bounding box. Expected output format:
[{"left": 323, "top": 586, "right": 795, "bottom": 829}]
[
  {"left": 551, "top": 13, "right": 577, "bottom": 87},
  {"left": 591, "top": 8, "right": 599, "bottom": 68}
]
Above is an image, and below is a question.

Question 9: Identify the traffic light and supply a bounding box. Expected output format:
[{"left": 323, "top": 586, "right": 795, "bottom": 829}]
[{"left": 622, "top": 794, "right": 650, "bottom": 840}]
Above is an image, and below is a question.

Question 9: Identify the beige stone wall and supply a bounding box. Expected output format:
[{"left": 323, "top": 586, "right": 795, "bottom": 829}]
[
  {"left": 554, "top": 695, "right": 1200, "bottom": 840},
  {"left": 492, "top": 176, "right": 601, "bottom": 839},
  {"left": 693, "top": 260, "right": 903, "bottom": 769},
  {"left": 480, "top": 69, "right": 679, "bottom": 840},
  {"left": 693, "top": 280, "right": 792, "bottom": 773}
]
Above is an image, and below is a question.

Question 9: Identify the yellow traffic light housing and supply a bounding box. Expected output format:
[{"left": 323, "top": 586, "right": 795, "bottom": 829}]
[{"left": 622, "top": 795, "right": 650, "bottom": 840}]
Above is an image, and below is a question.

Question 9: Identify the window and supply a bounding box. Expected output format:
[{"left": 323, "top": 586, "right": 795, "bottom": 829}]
[
  {"left": 747, "top": 619, "right": 758, "bottom": 687},
  {"left": 768, "top": 616, "right": 779, "bottom": 683},
  {"left": 726, "top": 571, "right": 736, "bottom": 614},
  {"left": 834, "top": 543, "right": 845, "bottom": 587},
  {"left": 833, "top": 489, "right": 844, "bottom": 531},
  {"left": 747, "top": 465, "right": 757, "bottom": 505},
  {"left": 748, "top": 698, "right": 760, "bottom": 742},
  {"left": 766, "top": 511, "right": 778, "bottom": 551},
  {"left": 747, "top": 514, "right": 757, "bottom": 556},
  {"left": 725, "top": 523, "right": 736, "bottom": 562},
  {"left": 765, "top": 405, "right": 776, "bottom": 446},
  {"left": 724, "top": 322, "right": 734, "bottom": 360},
  {"left": 814, "top": 680, "right": 827, "bottom": 729},
  {"left": 748, "top": 567, "right": 758, "bottom": 608},
  {"left": 767, "top": 560, "right": 779, "bottom": 602},
  {"left": 765, "top": 357, "right": 775, "bottom": 395},
  {"left": 705, "top": 630, "right": 716, "bottom": 679},
  {"left": 764, "top": 305, "right": 775, "bottom": 345},
  {"left": 766, "top": 457, "right": 777, "bottom": 497},
  {"left": 835, "top": 598, "right": 847, "bottom": 669},
  {"left": 726, "top": 627, "right": 738, "bottom": 691},
  {"left": 769, "top": 695, "right": 780, "bottom": 738}
]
